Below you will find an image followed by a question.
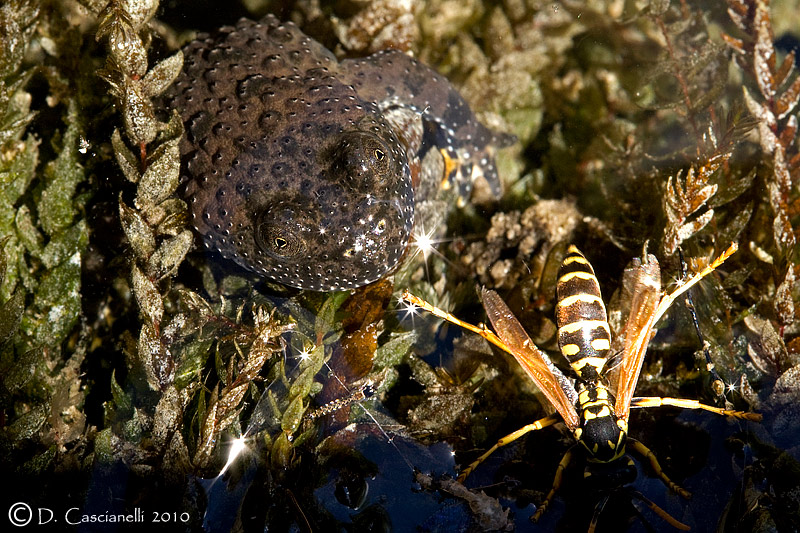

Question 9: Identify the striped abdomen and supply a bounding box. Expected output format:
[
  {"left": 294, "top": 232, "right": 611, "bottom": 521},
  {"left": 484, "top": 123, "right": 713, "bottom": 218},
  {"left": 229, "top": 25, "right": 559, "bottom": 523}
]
[
  {"left": 556, "top": 246, "right": 626, "bottom": 462},
  {"left": 555, "top": 246, "right": 612, "bottom": 382}
]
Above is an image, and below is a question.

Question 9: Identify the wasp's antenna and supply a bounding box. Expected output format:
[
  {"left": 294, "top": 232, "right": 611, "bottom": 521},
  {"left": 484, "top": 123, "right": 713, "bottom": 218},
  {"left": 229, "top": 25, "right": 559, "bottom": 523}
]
[{"left": 678, "top": 248, "right": 725, "bottom": 396}]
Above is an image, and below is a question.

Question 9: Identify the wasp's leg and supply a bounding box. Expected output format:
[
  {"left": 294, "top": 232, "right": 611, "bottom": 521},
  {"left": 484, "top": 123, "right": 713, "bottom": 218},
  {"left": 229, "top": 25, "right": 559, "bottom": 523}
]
[
  {"left": 531, "top": 446, "right": 576, "bottom": 522},
  {"left": 588, "top": 494, "right": 611, "bottom": 533},
  {"left": 458, "top": 413, "right": 560, "bottom": 482},
  {"left": 627, "top": 438, "right": 691, "bottom": 499},
  {"left": 587, "top": 489, "right": 691, "bottom": 533},
  {"left": 630, "top": 396, "right": 762, "bottom": 421},
  {"left": 630, "top": 490, "right": 691, "bottom": 531}
]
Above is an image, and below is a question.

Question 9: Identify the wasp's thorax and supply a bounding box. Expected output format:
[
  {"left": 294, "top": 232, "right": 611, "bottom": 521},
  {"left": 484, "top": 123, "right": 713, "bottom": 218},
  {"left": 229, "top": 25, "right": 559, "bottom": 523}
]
[{"left": 573, "top": 382, "right": 627, "bottom": 462}]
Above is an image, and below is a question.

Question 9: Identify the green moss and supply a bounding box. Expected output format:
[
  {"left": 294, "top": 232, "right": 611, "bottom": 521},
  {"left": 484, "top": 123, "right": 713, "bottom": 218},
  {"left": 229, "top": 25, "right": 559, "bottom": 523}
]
[
  {"left": 39, "top": 103, "right": 85, "bottom": 236},
  {"left": 24, "top": 249, "right": 82, "bottom": 347}
]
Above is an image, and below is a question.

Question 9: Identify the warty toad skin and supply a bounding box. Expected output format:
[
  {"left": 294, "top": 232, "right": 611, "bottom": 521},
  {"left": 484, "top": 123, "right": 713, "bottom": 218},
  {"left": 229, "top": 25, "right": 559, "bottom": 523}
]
[{"left": 166, "top": 15, "right": 510, "bottom": 290}]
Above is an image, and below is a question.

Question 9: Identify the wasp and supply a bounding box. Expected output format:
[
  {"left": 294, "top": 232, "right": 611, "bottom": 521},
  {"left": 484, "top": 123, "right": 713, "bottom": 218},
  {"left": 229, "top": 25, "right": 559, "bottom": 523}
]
[{"left": 402, "top": 242, "right": 761, "bottom": 524}]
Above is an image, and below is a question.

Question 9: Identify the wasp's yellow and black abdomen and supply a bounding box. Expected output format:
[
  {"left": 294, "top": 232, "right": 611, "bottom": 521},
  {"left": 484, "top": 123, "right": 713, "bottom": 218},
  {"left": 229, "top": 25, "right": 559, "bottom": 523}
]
[
  {"left": 555, "top": 246, "right": 612, "bottom": 381},
  {"left": 555, "top": 246, "right": 626, "bottom": 463}
]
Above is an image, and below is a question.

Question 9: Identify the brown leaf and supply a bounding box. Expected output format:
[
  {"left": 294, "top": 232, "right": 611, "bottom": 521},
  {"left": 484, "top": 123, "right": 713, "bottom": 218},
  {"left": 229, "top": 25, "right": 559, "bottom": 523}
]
[
  {"left": 194, "top": 386, "right": 219, "bottom": 467},
  {"left": 336, "top": 279, "right": 394, "bottom": 381},
  {"left": 146, "top": 230, "right": 192, "bottom": 280},
  {"left": 119, "top": 198, "right": 155, "bottom": 259},
  {"left": 152, "top": 386, "right": 195, "bottom": 451},
  {"left": 726, "top": 0, "right": 750, "bottom": 27},
  {"left": 112, "top": 128, "right": 140, "bottom": 183},
  {"left": 753, "top": 38, "right": 775, "bottom": 100},
  {"left": 789, "top": 151, "right": 800, "bottom": 171},
  {"left": 139, "top": 321, "right": 172, "bottom": 390},
  {"left": 776, "top": 75, "right": 800, "bottom": 120},
  {"left": 753, "top": 2, "right": 776, "bottom": 99},
  {"left": 676, "top": 210, "right": 714, "bottom": 245},
  {"left": 131, "top": 263, "right": 163, "bottom": 325},
  {"left": 721, "top": 33, "right": 746, "bottom": 53},
  {"left": 774, "top": 50, "right": 796, "bottom": 88},
  {"left": 744, "top": 314, "right": 787, "bottom": 376},
  {"left": 142, "top": 51, "right": 184, "bottom": 98},
  {"left": 662, "top": 153, "right": 727, "bottom": 254},
  {"left": 778, "top": 115, "right": 798, "bottom": 150},
  {"left": 135, "top": 140, "right": 180, "bottom": 210},
  {"left": 774, "top": 266, "right": 797, "bottom": 327},
  {"left": 771, "top": 210, "right": 793, "bottom": 251},
  {"left": 743, "top": 87, "right": 778, "bottom": 154},
  {"left": 773, "top": 146, "right": 793, "bottom": 196}
]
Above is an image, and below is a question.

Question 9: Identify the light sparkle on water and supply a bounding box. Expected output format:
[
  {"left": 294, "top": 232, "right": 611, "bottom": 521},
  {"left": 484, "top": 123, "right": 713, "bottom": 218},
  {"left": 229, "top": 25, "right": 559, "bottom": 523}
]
[
  {"left": 410, "top": 225, "right": 439, "bottom": 262},
  {"left": 297, "top": 345, "right": 313, "bottom": 361},
  {"left": 217, "top": 435, "right": 249, "bottom": 477}
]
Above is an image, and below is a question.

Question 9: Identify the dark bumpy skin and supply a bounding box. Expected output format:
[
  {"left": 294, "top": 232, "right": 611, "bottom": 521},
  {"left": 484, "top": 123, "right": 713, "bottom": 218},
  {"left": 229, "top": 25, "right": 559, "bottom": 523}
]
[{"left": 166, "top": 15, "right": 508, "bottom": 290}]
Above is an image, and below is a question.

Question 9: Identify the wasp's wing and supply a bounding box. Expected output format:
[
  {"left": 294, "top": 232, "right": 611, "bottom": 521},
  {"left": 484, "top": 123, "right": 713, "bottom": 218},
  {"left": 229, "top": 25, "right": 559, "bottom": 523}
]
[
  {"left": 480, "top": 288, "right": 580, "bottom": 430},
  {"left": 614, "top": 243, "right": 738, "bottom": 421},
  {"left": 612, "top": 254, "right": 661, "bottom": 421}
]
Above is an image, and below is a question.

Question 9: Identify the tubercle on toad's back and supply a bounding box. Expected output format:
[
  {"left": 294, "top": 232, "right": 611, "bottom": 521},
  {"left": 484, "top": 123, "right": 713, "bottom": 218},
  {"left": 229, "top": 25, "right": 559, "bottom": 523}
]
[{"left": 166, "top": 14, "right": 512, "bottom": 291}]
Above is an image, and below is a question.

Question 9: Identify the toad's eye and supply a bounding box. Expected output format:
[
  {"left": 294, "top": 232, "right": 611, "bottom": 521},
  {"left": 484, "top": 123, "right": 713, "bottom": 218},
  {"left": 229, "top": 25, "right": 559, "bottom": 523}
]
[
  {"left": 254, "top": 208, "right": 307, "bottom": 259},
  {"left": 336, "top": 131, "right": 400, "bottom": 189}
]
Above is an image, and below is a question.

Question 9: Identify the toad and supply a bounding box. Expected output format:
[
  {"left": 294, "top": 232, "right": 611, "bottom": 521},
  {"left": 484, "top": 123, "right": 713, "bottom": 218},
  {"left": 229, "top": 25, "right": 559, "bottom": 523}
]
[{"left": 166, "top": 15, "right": 510, "bottom": 290}]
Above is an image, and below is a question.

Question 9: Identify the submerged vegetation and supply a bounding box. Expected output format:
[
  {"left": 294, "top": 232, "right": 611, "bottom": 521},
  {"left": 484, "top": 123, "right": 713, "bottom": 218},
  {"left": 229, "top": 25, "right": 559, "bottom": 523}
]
[{"left": 1, "top": 0, "right": 799, "bottom": 530}]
